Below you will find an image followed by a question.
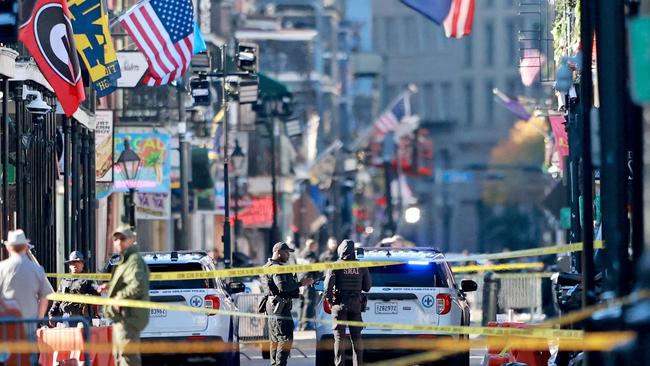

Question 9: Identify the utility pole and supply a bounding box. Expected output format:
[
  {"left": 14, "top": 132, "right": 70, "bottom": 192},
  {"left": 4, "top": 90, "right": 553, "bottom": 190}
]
[
  {"left": 579, "top": 0, "right": 595, "bottom": 309},
  {"left": 178, "top": 83, "right": 191, "bottom": 250},
  {"left": 382, "top": 134, "right": 395, "bottom": 236},
  {"left": 595, "top": 0, "right": 631, "bottom": 296},
  {"left": 221, "top": 44, "right": 232, "bottom": 268}
]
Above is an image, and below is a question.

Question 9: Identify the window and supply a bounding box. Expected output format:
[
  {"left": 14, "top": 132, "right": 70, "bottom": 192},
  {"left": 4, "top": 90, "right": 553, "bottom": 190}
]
[
  {"left": 486, "top": 80, "right": 495, "bottom": 124},
  {"left": 485, "top": 21, "right": 495, "bottom": 66},
  {"left": 506, "top": 19, "right": 518, "bottom": 66},
  {"left": 373, "top": 17, "right": 384, "bottom": 52},
  {"left": 423, "top": 83, "right": 435, "bottom": 119},
  {"left": 411, "top": 84, "right": 423, "bottom": 114},
  {"left": 404, "top": 16, "right": 419, "bottom": 52},
  {"left": 464, "top": 81, "right": 474, "bottom": 125},
  {"left": 368, "top": 263, "right": 451, "bottom": 288},
  {"left": 441, "top": 82, "right": 452, "bottom": 120},
  {"left": 386, "top": 17, "right": 399, "bottom": 51},
  {"left": 464, "top": 35, "right": 473, "bottom": 67}
]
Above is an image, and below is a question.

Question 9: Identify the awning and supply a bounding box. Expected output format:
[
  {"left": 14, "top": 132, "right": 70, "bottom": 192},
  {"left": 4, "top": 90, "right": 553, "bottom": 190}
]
[{"left": 258, "top": 72, "right": 291, "bottom": 99}]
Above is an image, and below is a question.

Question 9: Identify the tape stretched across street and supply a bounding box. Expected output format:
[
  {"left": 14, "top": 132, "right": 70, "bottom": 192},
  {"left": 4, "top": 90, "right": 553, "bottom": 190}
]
[
  {"left": 0, "top": 331, "right": 635, "bottom": 355},
  {"left": 46, "top": 260, "right": 545, "bottom": 282},
  {"left": 48, "top": 293, "right": 584, "bottom": 339},
  {"left": 46, "top": 241, "right": 603, "bottom": 282}
]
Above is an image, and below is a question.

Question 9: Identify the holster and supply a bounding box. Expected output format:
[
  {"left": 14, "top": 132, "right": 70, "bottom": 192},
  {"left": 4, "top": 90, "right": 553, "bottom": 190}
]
[{"left": 271, "top": 297, "right": 290, "bottom": 315}]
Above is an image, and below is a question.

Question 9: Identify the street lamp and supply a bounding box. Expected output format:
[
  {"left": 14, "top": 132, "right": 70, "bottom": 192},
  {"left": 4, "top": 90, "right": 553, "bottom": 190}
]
[
  {"left": 231, "top": 139, "right": 246, "bottom": 258},
  {"left": 116, "top": 138, "right": 142, "bottom": 231}
]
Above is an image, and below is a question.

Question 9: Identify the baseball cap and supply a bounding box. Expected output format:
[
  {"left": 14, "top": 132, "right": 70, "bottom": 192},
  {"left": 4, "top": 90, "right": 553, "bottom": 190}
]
[
  {"left": 113, "top": 225, "right": 136, "bottom": 239},
  {"left": 272, "top": 242, "right": 294, "bottom": 253},
  {"left": 65, "top": 250, "right": 85, "bottom": 264}
]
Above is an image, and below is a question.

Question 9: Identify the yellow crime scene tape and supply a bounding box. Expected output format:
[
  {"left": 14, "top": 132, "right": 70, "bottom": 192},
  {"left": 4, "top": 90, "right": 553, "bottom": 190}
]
[
  {"left": 366, "top": 331, "right": 635, "bottom": 366},
  {"left": 46, "top": 240, "right": 603, "bottom": 282},
  {"left": 48, "top": 293, "right": 583, "bottom": 339},
  {"left": 0, "top": 331, "right": 634, "bottom": 355},
  {"left": 444, "top": 240, "right": 605, "bottom": 263},
  {"left": 46, "top": 260, "right": 547, "bottom": 282}
]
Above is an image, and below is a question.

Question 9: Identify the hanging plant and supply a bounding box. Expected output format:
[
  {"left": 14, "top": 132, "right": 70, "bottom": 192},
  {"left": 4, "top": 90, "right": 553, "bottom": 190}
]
[{"left": 550, "top": 0, "right": 581, "bottom": 63}]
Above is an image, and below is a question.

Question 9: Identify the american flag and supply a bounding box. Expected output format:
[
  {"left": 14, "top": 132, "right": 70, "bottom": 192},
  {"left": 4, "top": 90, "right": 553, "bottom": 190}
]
[
  {"left": 374, "top": 94, "right": 409, "bottom": 138},
  {"left": 443, "top": 0, "right": 475, "bottom": 39},
  {"left": 120, "top": 0, "right": 194, "bottom": 86}
]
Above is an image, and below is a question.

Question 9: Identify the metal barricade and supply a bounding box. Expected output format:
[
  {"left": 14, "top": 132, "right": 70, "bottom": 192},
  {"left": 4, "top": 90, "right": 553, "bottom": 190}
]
[
  {"left": 456, "top": 273, "right": 544, "bottom": 322},
  {"left": 498, "top": 276, "right": 543, "bottom": 315},
  {"left": 233, "top": 293, "right": 267, "bottom": 342},
  {"left": 0, "top": 315, "right": 91, "bottom": 366}
]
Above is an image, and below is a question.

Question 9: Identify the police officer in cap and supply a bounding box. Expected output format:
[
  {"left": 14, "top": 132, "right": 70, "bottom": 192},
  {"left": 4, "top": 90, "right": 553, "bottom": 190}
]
[
  {"left": 262, "top": 242, "right": 314, "bottom": 366},
  {"left": 324, "top": 240, "right": 371, "bottom": 366},
  {"left": 49, "top": 251, "right": 98, "bottom": 327}
]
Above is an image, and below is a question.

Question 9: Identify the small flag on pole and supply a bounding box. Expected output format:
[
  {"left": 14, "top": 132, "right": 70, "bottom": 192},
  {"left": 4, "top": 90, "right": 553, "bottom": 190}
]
[{"left": 373, "top": 93, "right": 410, "bottom": 139}]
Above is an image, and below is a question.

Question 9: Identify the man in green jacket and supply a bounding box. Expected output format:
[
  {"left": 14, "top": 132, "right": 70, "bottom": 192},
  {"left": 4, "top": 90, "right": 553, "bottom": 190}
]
[{"left": 98, "top": 226, "right": 150, "bottom": 366}]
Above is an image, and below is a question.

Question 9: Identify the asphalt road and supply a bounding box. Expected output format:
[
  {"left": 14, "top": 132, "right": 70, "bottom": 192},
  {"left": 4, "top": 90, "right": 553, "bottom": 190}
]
[{"left": 239, "top": 331, "right": 486, "bottom": 366}]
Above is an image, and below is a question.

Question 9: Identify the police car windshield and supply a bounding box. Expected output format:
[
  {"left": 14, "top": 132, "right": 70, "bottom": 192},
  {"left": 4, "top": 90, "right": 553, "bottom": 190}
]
[
  {"left": 369, "top": 263, "right": 449, "bottom": 288},
  {"left": 148, "top": 263, "right": 215, "bottom": 290}
]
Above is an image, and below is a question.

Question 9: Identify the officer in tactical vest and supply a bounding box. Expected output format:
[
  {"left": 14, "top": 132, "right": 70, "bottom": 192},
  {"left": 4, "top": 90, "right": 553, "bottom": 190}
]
[
  {"left": 262, "top": 242, "right": 314, "bottom": 366},
  {"left": 48, "top": 251, "right": 98, "bottom": 327},
  {"left": 324, "top": 240, "right": 372, "bottom": 366}
]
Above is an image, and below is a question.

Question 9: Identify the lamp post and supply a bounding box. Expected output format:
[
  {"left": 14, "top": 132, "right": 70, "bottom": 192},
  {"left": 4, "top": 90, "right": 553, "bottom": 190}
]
[
  {"left": 231, "top": 140, "right": 245, "bottom": 259},
  {"left": 116, "top": 138, "right": 142, "bottom": 231}
]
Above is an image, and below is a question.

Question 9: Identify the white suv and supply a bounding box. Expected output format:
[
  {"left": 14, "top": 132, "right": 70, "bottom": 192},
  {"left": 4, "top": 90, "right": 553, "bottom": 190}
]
[
  {"left": 105, "top": 251, "right": 244, "bottom": 366},
  {"left": 314, "top": 247, "right": 477, "bottom": 366}
]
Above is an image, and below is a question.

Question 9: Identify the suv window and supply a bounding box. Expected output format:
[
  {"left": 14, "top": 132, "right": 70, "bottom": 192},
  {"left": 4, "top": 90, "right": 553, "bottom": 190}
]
[
  {"left": 369, "top": 263, "right": 451, "bottom": 288},
  {"left": 148, "top": 263, "right": 215, "bottom": 290}
]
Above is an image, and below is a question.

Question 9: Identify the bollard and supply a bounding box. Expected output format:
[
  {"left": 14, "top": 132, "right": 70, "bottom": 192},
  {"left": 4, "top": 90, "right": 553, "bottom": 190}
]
[{"left": 482, "top": 271, "right": 500, "bottom": 326}]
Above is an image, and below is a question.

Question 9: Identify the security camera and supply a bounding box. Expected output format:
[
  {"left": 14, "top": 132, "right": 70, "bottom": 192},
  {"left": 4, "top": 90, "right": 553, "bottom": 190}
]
[{"left": 22, "top": 89, "right": 51, "bottom": 115}]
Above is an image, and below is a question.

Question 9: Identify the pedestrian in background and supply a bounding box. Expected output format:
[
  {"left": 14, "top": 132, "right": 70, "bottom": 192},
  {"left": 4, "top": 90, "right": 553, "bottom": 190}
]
[
  {"left": 48, "top": 250, "right": 98, "bottom": 327},
  {"left": 0, "top": 229, "right": 53, "bottom": 320},
  {"left": 324, "top": 240, "right": 371, "bottom": 366},
  {"left": 298, "top": 239, "right": 319, "bottom": 330},
  {"left": 319, "top": 237, "right": 339, "bottom": 263},
  {"left": 261, "top": 242, "right": 314, "bottom": 366},
  {"left": 98, "top": 226, "right": 149, "bottom": 366}
]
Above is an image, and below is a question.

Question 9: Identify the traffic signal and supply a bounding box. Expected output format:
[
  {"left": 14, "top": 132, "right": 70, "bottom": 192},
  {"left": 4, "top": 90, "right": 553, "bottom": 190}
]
[
  {"left": 236, "top": 42, "right": 258, "bottom": 74},
  {"left": 190, "top": 76, "right": 211, "bottom": 106},
  {"left": 0, "top": 0, "right": 18, "bottom": 44}
]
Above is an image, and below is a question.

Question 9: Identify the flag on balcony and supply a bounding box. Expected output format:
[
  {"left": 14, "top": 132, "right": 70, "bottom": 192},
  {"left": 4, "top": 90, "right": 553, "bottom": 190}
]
[
  {"left": 68, "top": 0, "right": 121, "bottom": 97},
  {"left": 399, "top": 0, "right": 475, "bottom": 39},
  {"left": 18, "top": 0, "right": 85, "bottom": 117},
  {"left": 493, "top": 88, "right": 532, "bottom": 121},
  {"left": 119, "top": 0, "right": 194, "bottom": 86},
  {"left": 373, "top": 90, "right": 412, "bottom": 139}
]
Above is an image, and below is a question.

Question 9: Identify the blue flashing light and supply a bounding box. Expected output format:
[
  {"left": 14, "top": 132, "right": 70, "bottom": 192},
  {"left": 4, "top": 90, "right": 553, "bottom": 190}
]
[{"left": 407, "top": 260, "right": 431, "bottom": 266}]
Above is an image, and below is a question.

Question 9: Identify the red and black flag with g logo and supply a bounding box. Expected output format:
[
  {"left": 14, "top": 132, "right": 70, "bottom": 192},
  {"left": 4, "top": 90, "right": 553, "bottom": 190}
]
[{"left": 18, "top": 0, "right": 85, "bottom": 117}]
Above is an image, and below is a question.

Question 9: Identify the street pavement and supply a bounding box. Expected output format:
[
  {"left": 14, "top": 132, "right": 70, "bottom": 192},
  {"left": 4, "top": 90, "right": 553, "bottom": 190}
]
[{"left": 239, "top": 331, "right": 486, "bottom": 366}]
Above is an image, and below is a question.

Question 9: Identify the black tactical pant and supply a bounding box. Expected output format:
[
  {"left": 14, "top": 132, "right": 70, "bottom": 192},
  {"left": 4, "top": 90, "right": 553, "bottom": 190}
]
[
  {"left": 267, "top": 302, "right": 294, "bottom": 366},
  {"left": 332, "top": 304, "right": 364, "bottom": 366}
]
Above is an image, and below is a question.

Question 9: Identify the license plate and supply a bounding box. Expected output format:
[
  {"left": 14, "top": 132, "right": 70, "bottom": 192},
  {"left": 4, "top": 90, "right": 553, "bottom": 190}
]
[
  {"left": 150, "top": 309, "right": 167, "bottom": 318},
  {"left": 375, "top": 302, "right": 398, "bottom": 314}
]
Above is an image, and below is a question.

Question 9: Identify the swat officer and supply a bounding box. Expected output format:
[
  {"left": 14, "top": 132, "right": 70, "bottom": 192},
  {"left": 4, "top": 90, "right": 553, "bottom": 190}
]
[
  {"left": 262, "top": 242, "right": 314, "bottom": 366},
  {"left": 48, "top": 250, "right": 98, "bottom": 327},
  {"left": 324, "top": 240, "right": 371, "bottom": 366}
]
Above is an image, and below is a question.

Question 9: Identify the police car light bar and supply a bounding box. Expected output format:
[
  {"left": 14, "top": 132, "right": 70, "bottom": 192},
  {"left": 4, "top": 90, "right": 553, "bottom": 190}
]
[{"left": 407, "top": 260, "right": 430, "bottom": 265}]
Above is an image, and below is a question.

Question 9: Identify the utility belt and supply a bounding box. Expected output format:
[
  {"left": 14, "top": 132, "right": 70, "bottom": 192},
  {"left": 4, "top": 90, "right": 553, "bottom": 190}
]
[
  {"left": 269, "top": 295, "right": 292, "bottom": 315},
  {"left": 328, "top": 290, "right": 367, "bottom": 309}
]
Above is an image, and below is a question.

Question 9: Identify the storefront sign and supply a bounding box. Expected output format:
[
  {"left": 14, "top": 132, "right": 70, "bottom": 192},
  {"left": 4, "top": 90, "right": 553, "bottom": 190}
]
[
  {"left": 238, "top": 196, "right": 274, "bottom": 228},
  {"left": 116, "top": 51, "right": 148, "bottom": 88},
  {"left": 95, "top": 110, "right": 114, "bottom": 182},
  {"left": 135, "top": 192, "right": 171, "bottom": 220},
  {"left": 114, "top": 132, "right": 170, "bottom": 192}
]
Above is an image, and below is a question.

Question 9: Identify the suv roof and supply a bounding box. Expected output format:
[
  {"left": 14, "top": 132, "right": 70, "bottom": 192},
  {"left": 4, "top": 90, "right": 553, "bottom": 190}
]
[{"left": 358, "top": 247, "right": 445, "bottom": 262}]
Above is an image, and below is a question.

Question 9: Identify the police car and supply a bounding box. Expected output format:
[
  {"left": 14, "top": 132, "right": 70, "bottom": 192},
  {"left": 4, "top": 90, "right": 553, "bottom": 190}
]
[
  {"left": 105, "top": 251, "right": 244, "bottom": 366},
  {"left": 314, "top": 247, "right": 477, "bottom": 366}
]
